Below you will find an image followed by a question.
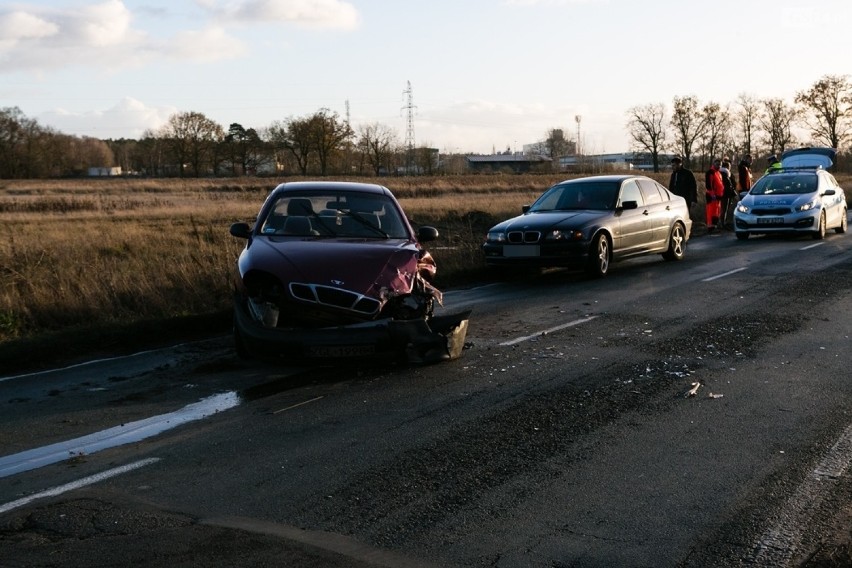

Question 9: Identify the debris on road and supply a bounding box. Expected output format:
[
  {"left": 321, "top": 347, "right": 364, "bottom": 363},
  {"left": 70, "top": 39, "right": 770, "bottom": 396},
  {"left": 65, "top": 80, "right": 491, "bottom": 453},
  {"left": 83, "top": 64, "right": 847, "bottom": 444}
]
[{"left": 686, "top": 382, "right": 701, "bottom": 398}]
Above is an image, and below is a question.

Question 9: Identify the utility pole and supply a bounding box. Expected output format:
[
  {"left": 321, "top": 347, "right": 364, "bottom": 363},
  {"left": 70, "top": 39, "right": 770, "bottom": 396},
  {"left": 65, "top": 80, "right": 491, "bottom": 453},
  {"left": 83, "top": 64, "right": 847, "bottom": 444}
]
[
  {"left": 575, "top": 115, "right": 582, "bottom": 156},
  {"left": 402, "top": 81, "right": 416, "bottom": 175}
]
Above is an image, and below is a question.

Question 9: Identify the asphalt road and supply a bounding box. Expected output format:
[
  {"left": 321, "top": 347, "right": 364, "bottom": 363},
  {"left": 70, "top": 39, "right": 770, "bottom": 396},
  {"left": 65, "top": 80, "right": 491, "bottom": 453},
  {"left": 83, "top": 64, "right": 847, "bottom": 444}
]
[{"left": 3, "top": 227, "right": 852, "bottom": 567}]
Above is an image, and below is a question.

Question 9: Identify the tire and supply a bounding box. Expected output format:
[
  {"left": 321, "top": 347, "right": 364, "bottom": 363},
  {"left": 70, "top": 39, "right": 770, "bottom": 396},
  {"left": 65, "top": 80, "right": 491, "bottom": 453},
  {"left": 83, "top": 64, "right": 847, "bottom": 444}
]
[
  {"left": 735, "top": 231, "right": 749, "bottom": 240},
  {"left": 586, "top": 233, "right": 610, "bottom": 278},
  {"left": 661, "top": 223, "right": 686, "bottom": 261},
  {"left": 835, "top": 209, "right": 848, "bottom": 234},
  {"left": 813, "top": 212, "right": 826, "bottom": 240}
]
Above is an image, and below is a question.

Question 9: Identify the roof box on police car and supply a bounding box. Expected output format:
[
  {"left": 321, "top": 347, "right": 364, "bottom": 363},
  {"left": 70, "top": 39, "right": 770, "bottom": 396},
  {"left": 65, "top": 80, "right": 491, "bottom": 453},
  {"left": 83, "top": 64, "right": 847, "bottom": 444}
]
[{"left": 780, "top": 147, "right": 836, "bottom": 170}]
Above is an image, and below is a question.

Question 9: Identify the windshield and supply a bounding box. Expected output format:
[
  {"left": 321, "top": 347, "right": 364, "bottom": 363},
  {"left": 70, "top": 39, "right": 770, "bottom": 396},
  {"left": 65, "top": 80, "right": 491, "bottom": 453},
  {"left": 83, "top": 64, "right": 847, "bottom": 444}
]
[
  {"left": 259, "top": 193, "right": 410, "bottom": 238},
  {"left": 750, "top": 174, "right": 817, "bottom": 196},
  {"left": 529, "top": 181, "right": 619, "bottom": 212}
]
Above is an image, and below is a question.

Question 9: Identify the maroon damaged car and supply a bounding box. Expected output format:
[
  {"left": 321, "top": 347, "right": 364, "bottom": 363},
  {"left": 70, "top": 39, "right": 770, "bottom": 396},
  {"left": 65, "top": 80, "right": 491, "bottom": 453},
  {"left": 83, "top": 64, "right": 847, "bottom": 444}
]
[{"left": 229, "top": 181, "right": 470, "bottom": 364}]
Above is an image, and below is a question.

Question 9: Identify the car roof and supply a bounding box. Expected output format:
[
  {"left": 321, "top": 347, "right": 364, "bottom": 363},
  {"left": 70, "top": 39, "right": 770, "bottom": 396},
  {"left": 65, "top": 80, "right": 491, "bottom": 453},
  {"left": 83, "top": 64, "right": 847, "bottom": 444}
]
[
  {"left": 271, "top": 181, "right": 392, "bottom": 196},
  {"left": 555, "top": 175, "right": 649, "bottom": 184}
]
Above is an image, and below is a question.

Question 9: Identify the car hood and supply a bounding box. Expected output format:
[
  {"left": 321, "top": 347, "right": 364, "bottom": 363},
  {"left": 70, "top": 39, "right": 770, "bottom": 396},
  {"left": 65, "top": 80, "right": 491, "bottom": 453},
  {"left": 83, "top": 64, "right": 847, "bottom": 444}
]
[
  {"left": 491, "top": 210, "right": 607, "bottom": 231},
  {"left": 242, "top": 237, "right": 422, "bottom": 296},
  {"left": 741, "top": 193, "right": 816, "bottom": 208}
]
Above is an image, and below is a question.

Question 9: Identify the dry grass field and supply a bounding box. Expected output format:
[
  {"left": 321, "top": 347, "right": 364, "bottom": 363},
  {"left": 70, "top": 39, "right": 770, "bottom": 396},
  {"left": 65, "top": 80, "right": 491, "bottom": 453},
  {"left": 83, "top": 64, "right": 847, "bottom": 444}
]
[
  {"left": 4, "top": 170, "right": 846, "bottom": 373},
  {"left": 0, "top": 174, "right": 584, "bottom": 372}
]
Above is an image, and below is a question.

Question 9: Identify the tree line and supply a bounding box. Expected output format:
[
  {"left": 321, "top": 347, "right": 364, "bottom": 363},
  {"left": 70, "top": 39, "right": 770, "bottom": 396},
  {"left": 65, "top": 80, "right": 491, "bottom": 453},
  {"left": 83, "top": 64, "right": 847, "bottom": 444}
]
[
  {"left": 2, "top": 74, "right": 851, "bottom": 179},
  {"left": 626, "top": 74, "right": 852, "bottom": 172},
  {"left": 0, "top": 107, "right": 444, "bottom": 179}
]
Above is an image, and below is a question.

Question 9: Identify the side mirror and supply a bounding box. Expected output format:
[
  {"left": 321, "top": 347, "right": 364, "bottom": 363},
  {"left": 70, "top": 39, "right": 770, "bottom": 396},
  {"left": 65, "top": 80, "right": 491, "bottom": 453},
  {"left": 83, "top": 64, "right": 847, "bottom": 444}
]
[
  {"left": 619, "top": 200, "right": 639, "bottom": 210},
  {"left": 230, "top": 222, "right": 252, "bottom": 239},
  {"left": 522, "top": 204, "right": 531, "bottom": 213},
  {"left": 418, "top": 226, "right": 439, "bottom": 243}
]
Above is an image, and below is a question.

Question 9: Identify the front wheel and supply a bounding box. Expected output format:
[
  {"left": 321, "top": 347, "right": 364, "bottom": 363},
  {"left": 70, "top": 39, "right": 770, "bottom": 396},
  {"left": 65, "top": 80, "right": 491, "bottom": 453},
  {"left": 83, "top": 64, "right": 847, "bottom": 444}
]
[
  {"left": 661, "top": 223, "right": 686, "bottom": 261},
  {"left": 813, "top": 212, "right": 826, "bottom": 240},
  {"left": 586, "top": 233, "right": 610, "bottom": 278},
  {"left": 835, "top": 209, "right": 848, "bottom": 234}
]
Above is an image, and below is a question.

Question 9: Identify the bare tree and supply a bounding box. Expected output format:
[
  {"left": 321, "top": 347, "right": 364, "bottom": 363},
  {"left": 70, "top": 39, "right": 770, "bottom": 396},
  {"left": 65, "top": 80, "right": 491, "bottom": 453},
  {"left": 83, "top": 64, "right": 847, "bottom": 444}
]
[
  {"left": 670, "top": 95, "right": 708, "bottom": 168},
  {"left": 699, "top": 102, "right": 732, "bottom": 163},
  {"left": 267, "top": 117, "right": 313, "bottom": 175},
  {"left": 734, "top": 93, "right": 761, "bottom": 156},
  {"left": 160, "top": 111, "right": 224, "bottom": 177},
  {"left": 357, "top": 122, "right": 399, "bottom": 176},
  {"left": 310, "top": 108, "right": 353, "bottom": 176},
  {"left": 626, "top": 103, "right": 667, "bottom": 172},
  {"left": 760, "top": 98, "right": 799, "bottom": 155},
  {"left": 544, "top": 128, "right": 573, "bottom": 160},
  {"left": 795, "top": 74, "right": 852, "bottom": 150}
]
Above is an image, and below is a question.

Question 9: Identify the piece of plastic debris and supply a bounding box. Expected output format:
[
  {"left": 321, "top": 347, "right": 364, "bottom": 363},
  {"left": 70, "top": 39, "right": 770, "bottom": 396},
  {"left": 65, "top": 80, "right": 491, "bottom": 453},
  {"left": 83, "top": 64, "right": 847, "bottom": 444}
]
[
  {"left": 708, "top": 393, "right": 724, "bottom": 399},
  {"left": 686, "top": 382, "right": 701, "bottom": 397}
]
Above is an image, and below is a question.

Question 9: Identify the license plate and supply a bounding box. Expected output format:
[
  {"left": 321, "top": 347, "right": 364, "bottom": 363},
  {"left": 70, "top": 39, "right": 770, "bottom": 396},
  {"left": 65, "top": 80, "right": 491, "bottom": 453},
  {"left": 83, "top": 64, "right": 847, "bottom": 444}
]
[
  {"left": 305, "top": 344, "right": 376, "bottom": 358},
  {"left": 503, "top": 244, "right": 540, "bottom": 257},
  {"left": 757, "top": 217, "right": 784, "bottom": 224}
]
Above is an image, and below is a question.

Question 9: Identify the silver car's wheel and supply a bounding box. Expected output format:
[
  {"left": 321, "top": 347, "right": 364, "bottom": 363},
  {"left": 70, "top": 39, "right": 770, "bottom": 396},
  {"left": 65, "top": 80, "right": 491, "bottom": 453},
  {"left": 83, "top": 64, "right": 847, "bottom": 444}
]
[
  {"left": 835, "top": 209, "right": 848, "bottom": 234},
  {"left": 586, "top": 233, "right": 610, "bottom": 278},
  {"left": 813, "top": 212, "right": 826, "bottom": 240},
  {"left": 662, "top": 223, "right": 686, "bottom": 261},
  {"left": 735, "top": 231, "right": 749, "bottom": 240}
]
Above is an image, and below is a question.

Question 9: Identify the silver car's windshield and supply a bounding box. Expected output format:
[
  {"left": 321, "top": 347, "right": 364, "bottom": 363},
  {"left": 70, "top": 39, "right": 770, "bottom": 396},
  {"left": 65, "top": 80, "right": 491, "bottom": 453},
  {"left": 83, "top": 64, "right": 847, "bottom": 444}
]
[
  {"left": 750, "top": 174, "right": 817, "bottom": 196},
  {"left": 259, "top": 193, "right": 409, "bottom": 238},
  {"left": 529, "top": 181, "right": 619, "bottom": 212}
]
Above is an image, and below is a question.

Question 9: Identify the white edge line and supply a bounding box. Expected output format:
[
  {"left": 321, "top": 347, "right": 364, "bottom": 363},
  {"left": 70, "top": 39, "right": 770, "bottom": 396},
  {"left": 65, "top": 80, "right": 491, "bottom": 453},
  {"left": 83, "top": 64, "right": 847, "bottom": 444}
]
[
  {"left": 499, "top": 316, "right": 597, "bottom": 347},
  {"left": 701, "top": 267, "right": 748, "bottom": 282},
  {"left": 801, "top": 242, "right": 825, "bottom": 250},
  {"left": 0, "top": 457, "right": 161, "bottom": 515}
]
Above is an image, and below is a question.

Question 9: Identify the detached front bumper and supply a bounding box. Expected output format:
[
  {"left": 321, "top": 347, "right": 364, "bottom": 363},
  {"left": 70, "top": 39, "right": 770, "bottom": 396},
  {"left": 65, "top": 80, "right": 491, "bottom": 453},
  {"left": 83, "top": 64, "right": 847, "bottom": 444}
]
[{"left": 234, "top": 301, "right": 471, "bottom": 364}]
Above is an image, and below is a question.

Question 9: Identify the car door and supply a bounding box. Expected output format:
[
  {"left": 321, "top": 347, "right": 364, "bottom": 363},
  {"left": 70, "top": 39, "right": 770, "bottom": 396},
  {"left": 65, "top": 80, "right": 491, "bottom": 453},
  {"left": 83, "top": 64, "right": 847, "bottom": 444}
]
[
  {"left": 819, "top": 171, "right": 844, "bottom": 228},
  {"left": 612, "top": 179, "right": 650, "bottom": 257},
  {"left": 637, "top": 178, "right": 672, "bottom": 249}
]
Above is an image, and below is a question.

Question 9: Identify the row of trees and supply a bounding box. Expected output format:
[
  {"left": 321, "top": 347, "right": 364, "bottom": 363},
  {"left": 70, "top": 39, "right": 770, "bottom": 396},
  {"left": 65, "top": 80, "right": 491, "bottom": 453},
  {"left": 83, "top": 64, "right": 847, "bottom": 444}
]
[
  {"left": 627, "top": 75, "right": 852, "bottom": 172},
  {"left": 0, "top": 106, "right": 445, "bottom": 179},
  {"left": 2, "top": 75, "right": 851, "bottom": 179}
]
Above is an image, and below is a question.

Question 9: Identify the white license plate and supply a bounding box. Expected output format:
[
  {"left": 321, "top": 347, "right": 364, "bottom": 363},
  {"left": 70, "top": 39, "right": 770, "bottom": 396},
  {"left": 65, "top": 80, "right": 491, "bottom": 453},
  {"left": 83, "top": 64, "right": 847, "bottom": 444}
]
[
  {"left": 305, "top": 344, "right": 376, "bottom": 358},
  {"left": 503, "top": 244, "right": 540, "bottom": 257},
  {"left": 757, "top": 217, "right": 784, "bottom": 224}
]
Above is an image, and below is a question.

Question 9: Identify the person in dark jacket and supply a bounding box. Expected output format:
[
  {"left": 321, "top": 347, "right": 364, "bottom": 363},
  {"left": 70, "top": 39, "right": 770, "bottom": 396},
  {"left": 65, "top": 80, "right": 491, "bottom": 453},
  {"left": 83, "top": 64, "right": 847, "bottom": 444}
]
[
  {"left": 738, "top": 154, "right": 753, "bottom": 197},
  {"left": 668, "top": 155, "right": 697, "bottom": 219}
]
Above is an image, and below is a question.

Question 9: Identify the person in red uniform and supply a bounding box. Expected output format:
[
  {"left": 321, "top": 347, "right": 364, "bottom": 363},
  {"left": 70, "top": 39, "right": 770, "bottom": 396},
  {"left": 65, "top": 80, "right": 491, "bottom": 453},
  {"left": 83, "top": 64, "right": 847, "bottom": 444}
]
[{"left": 704, "top": 158, "right": 725, "bottom": 232}]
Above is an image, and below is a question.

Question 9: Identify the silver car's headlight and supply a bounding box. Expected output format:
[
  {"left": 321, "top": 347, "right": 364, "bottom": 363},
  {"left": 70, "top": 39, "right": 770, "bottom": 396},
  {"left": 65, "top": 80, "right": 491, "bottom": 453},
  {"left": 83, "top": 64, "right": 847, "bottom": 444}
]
[
  {"left": 544, "top": 229, "right": 584, "bottom": 241},
  {"left": 736, "top": 203, "right": 750, "bottom": 214},
  {"left": 796, "top": 199, "right": 820, "bottom": 212},
  {"left": 487, "top": 231, "right": 507, "bottom": 243}
]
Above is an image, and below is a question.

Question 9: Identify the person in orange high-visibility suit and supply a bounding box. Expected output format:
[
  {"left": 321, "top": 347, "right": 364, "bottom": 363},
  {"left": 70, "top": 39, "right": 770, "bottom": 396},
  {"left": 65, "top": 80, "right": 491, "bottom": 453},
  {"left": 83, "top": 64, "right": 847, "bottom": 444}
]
[{"left": 704, "top": 158, "right": 725, "bottom": 232}]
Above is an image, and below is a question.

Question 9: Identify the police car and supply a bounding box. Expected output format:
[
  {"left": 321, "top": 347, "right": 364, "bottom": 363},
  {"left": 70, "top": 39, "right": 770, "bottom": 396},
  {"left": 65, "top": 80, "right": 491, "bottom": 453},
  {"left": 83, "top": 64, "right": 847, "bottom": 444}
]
[{"left": 733, "top": 147, "right": 847, "bottom": 240}]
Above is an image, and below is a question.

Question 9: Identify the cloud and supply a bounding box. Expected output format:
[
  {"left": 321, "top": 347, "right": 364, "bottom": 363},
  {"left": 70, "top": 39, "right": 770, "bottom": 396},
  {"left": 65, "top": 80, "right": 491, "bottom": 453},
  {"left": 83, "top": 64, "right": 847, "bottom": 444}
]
[
  {"left": 202, "top": 0, "right": 360, "bottom": 29},
  {"left": 37, "top": 97, "right": 177, "bottom": 139},
  {"left": 166, "top": 26, "right": 248, "bottom": 62},
  {"left": 0, "top": 0, "right": 148, "bottom": 72}
]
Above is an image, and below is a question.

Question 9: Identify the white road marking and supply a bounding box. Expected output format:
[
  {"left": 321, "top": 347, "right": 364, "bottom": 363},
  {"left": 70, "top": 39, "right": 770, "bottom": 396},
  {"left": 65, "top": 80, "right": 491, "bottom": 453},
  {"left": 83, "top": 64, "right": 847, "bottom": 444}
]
[
  {"left": 701, "top": 267, "right": 748, "bottom": 282},
  {"left": 801, "top": 242, "right": 825, "bottom": 250},
  {"left": 0, "top": 458, "right": 161, "bottom": 514},
  {"left": 750, "top": 423, "right": 852, "bottom": 565},
  {"left": 273, "top": 396, "right": 325, "bottom": 414},
  {"left": 0, "top": 392, "right": 239, "bottom": 478},
  {"left": 499, "top": 316, "right": 597, "bottom": 347}
]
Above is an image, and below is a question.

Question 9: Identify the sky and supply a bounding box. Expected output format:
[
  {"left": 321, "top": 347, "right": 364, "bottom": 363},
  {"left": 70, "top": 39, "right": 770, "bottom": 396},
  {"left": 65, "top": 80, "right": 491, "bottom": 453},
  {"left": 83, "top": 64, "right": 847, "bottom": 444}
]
[{"left": 2, "top": 0, "right": 851, "bottom": 155}]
